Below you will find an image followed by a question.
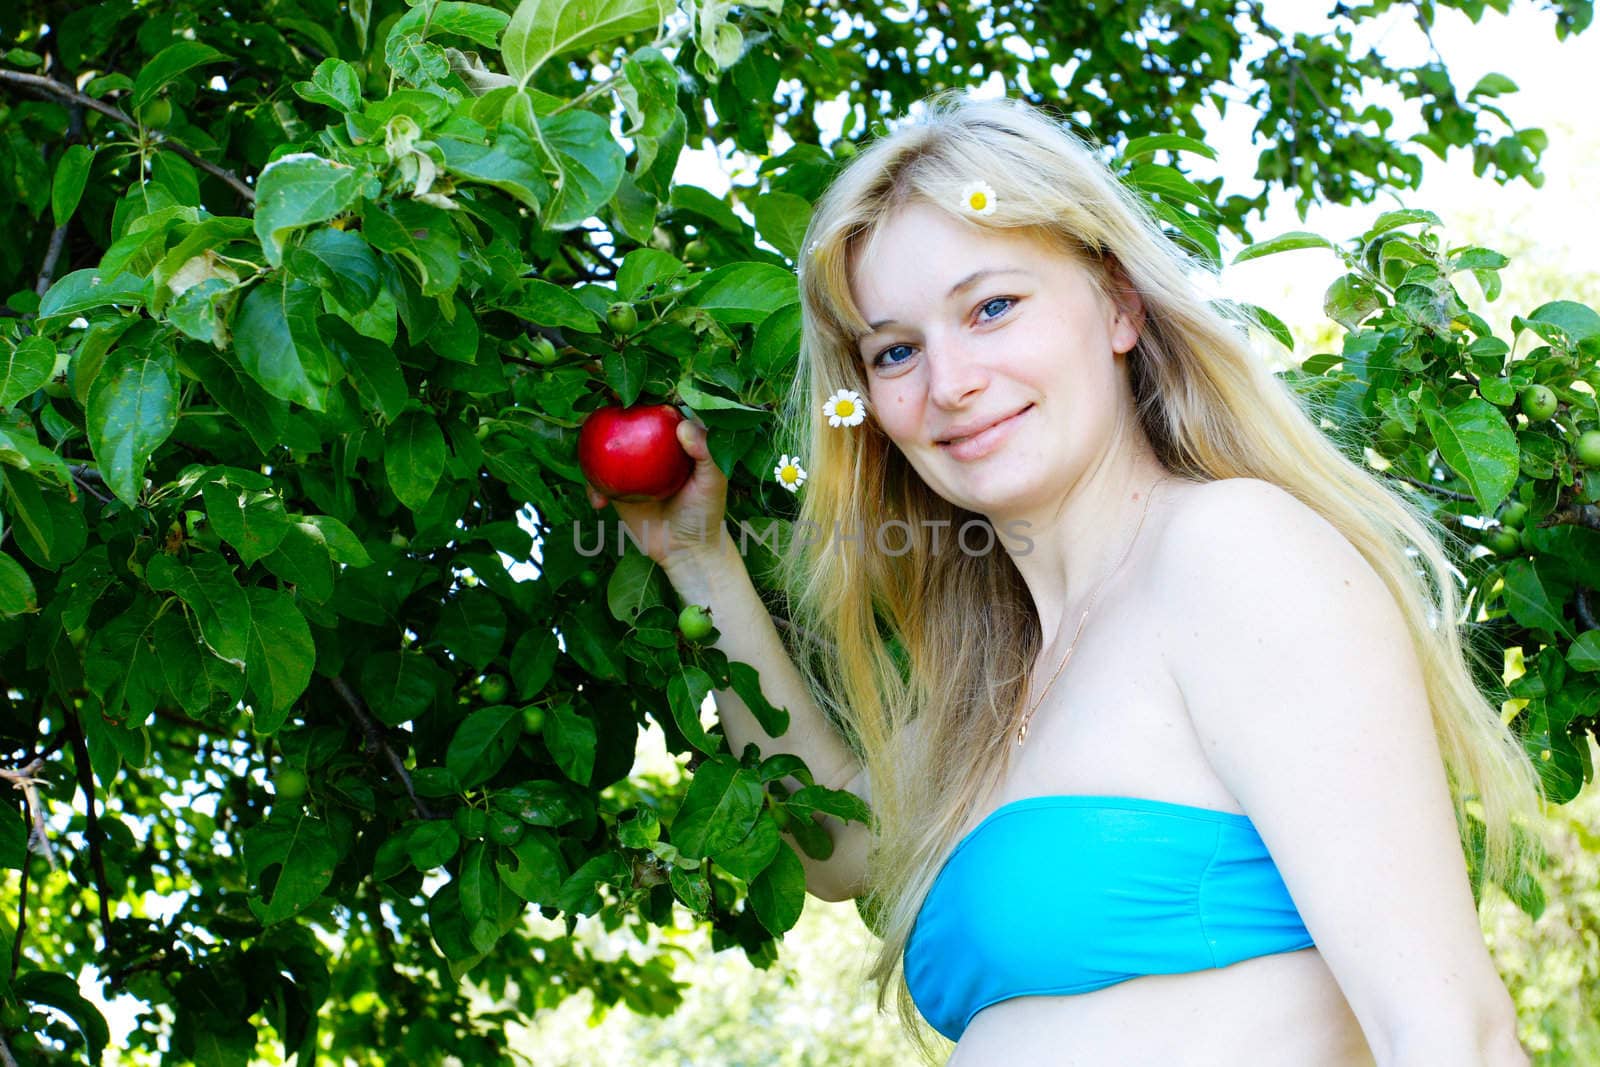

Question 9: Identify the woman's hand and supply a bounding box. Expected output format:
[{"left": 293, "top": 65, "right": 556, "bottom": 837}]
[{"left": 585, "top": 415, "right": 728, "bottom": 569}]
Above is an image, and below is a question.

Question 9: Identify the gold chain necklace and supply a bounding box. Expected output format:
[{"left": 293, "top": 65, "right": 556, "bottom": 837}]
[{"left": 1016, "top": 477, "right": 1164, "bottom": 747}]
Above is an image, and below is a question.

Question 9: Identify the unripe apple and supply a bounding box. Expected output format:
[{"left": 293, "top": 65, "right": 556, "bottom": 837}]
[
  {"left": 525, "top": 335, "right": 559, "bottom": 364},
  {"left": 833, "top": 139, "right": 857, "bottom": 159},
  {"left": 1484, "top": 528, "right": 1521, "bottom": 556},
  {"left": 575, "top": 569, "right": 599, "bottom": 591},
  {"left": 478, "top": 673, "right": 510, "bottom": 703},
  {"left": 486, "top": 812, "right": 525, "bottom": 845},
  {"left": 1499, "top": 501, "right": 1528, "bottom": 529},
  {"left": 522, "top": 705, "right": 546, "bottom": 735},
  {"left": 140, "top": 97, "right": 173, "bottom": 129},
  {"left": 606, "top": 302, "right": 638, "bottom": 336},
  {"left": 576, "top": 404, "right": 694, "bottom": 502},
  {"left": 1576, "top": 429, "right": 1600, "bottom": 468},
  {"left": 678, "top": 603, "right": 714, "bottom": 642},
  {"left": 273, "top": 768, "right": 309, "bottom": 801},
  {"left": 1519, "top": 384, "right": 1558, "bottom": 422},
  {"left": 42, "top": 348, "right": 71, "bottom": 399},
  {"left": 683, "top": 238, "right": 709, "bottom": 262}
]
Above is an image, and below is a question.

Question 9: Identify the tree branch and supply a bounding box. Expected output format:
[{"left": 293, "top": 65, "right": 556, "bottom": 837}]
[
  {"left": 0, "top": 69, "right": 255, "bottom": 203},
  {"left": 1395, "top": 473, "right": 1476, "bottom": 502},
  {"left": 0, "top": 758, "right": 56, "bottom": 871},
  {"left": 36, "top": 223, "right": 69, "bottom": 297},
  {"left": 329, "top": 677, "right": 432, "bottom": 819},
  {"left": 67, "top": 711, "right": 115, "bottom": 952}
]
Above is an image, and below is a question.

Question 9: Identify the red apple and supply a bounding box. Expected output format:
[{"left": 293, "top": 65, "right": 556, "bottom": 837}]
[{"left": 577, "top": 403, "right": 694, "bottom": 502}]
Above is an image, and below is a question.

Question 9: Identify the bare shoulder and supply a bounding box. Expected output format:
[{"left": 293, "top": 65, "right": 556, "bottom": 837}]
[{"left": 1151, "top": 476, "right": 1365, "bottom": 585}]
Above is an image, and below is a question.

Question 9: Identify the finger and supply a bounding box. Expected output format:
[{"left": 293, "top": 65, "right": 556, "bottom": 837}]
[{"left": 676, "top": 417, "right": 712, "bottom": 462}]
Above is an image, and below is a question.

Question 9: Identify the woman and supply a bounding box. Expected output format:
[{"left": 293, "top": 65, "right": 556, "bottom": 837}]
[{"left": 587, "top": 91, "right": 1545, "bottom": 1065}]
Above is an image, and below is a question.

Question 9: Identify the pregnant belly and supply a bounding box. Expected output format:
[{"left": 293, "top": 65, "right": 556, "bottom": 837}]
[{"left": 944, "top": 947, "right": 1375, "bottom": 1067}]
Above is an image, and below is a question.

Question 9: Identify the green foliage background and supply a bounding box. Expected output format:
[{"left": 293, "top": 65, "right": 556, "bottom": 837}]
[{"left": 0, "top": 0, "right": 1597, "bottom": 1062}]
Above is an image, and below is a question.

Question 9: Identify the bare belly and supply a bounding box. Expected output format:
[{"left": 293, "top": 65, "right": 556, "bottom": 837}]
[{"left": 945, "top": 946, "right": 1376, "bottom": 1067}]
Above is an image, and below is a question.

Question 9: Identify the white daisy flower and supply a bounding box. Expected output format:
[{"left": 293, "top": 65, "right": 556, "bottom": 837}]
[
  {"left": 822, "top": 388, "right": 866, "bottom": 428},
  {"left": 773, "top": 454, "right": 807, "bottom": 492},
  {"left": 959, "top": 179, "right": 997, "bottom": 217}
]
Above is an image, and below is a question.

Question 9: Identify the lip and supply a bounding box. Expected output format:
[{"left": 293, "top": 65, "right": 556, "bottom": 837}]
[{"left": 937, "top": 404, "right": 1033, "bottom": 459}]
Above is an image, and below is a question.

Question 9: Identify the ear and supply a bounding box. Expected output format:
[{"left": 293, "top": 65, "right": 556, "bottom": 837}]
[{"left": 1104, "top": 256, "right": 1145, "bottom": 355}]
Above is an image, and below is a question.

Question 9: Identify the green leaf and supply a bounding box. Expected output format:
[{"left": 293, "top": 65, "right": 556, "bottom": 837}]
[
  {"left": 320, "top": 315, "right": 408, "bottom": 422},
  {"left": 0, "top": 336, "right": 55, "bottom": 408},
  {"left": 667, "top": 663, "right": 719, "bottom": 756},
  {"left": 385, "top": 410, "right": 448, "bottom": 510},
  {"left": 14, "top": 971, "right": 109, "bottom": 1063},
  {"left": 361, "top": 199, "right": 460, "bottom": 297},
  {"left": 1500, "top": 559, "right": 1574, "bottom": 641},
  {"left": 435, "top": 587, "right": 507, "bottom": 669},
  {"left": 1528, "top": 300, "right": 1600, "bottom": 345},
  {"left": 289, "top": 227, "right": 381, "bottom": 310},
  {"left": 1118, "top": 133, "right": 1218, "bottom": 164},
  {"left": 394, "top": 1, "right": 511, "bottom": 48},
  {"left": 1467, "top": 72, "right": 1518, "bottom": 99},
  {"left": 36, "top": 268, "right": 148, "bottom": 327},
  {"left": 747, "top": 839, "right": 805, "bottom": 934},
  {"left": 509, "top": 629, "right": 559, "bottom": 700},
  {"left": 751, "top": 191, "right": 811, "bottom": 261},
  {"left": 707, "top": 809, "right": 779, "bottom": 882},
  {"left": 51, "top": 143, "right": 93, "bottom": 228},
  {"left": 245, "top": 587, "right": 316, "bottom": 732},
  {"left": 132, "top": 41, "right": 228, "bottom": 108},
  {"left": 1420, "top": 397, "right": 1518, "bottom": 512},
  {"left": 539, "top": 108, "right": 626, "bottom": 230},
  {"left": 502, "top": 0, "right": 668, "bottom": 87},
  {"left": 261, "top": 521, "right": 336, "bottom": 603},
  {"left": 689, "top": 262, "right": 797, "bottom": 325},
  {"left": 497, "top": 830, "right": 565, "bottom": 902},
  {"left": 1567, "top": 632, "right": 1600, "bottom": 673},
  {"left": 0, "top": 552, "right": 37, "bottom": 617},
  {"left": 409, "top": 821, "right": 462, "bottom": 870},
  {"left": 300, "top": 514, "right": 373, "bottom": 567},
  {"left": 145, "top": 551, "right": 251, "bottom": 665},
  {"left": 671, "top": 758, "right": 763, "bottom": 858},
  {"left": 508, "top": 279, "right": 599, "bottom": 333},
  {"left": 1362, "top": 209, "right": 1441, "bottom": 242},
  {"left": 233, "top": 274, "right": 339, "bottom": 411},
  {"left": 544, "top": 702, "right": 595, "bottom": 785},
  {"left": 244, "top": 812, "right": 338, "bottom": 925},
  {"left": 446, "top": 705, "right": 522, "bottom": 788},
  {"left": 1232, "top": 231, "right": 1334, "bottom": 264},
  {"left": 253, "top": 152, "right": 371, "bottom": 268},
  {"left": 292, "top": 58, "right": 363, "bottom": 112},
  {"left": 360, "top": 650, "right": 441, "bottom": 726},
  {"left": 153, "top": 608, "right": 244, "bottom": 719},
  {"left": 85, "top": 357, "right": 179, "bottom": 508},
  {"left": 203, "top": 481, "right": 291, "bottom": 565},
  {"left": 436, "top": 126, "right": 548, "bottom": 209}
]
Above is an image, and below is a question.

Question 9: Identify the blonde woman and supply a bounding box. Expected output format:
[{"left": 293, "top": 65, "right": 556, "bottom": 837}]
[{"left": 586, "top": 91, "right": 1545, "bottom": 1065}]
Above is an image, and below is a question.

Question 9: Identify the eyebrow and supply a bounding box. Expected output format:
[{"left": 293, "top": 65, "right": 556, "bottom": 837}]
[{"left": 864, "top": 267, "right": 1034, "bottom": 331}]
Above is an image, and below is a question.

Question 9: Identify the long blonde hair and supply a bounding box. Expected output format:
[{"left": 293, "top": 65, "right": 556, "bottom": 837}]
[{"left": 767, "top": 90, "right": 1548, "bottom": 1061}]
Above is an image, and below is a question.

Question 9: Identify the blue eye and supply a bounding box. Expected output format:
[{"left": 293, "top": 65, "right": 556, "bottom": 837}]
[{"left": 869, "top": 297, "right": 1017, "bottom": 369}]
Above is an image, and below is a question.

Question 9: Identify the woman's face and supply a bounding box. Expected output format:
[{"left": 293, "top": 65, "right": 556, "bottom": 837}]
[{"left": 848, "top": 202, "right": 1143, "bottom": 519}]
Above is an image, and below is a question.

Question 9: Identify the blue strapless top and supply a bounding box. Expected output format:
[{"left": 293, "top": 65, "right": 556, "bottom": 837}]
[{"left": 903, "top": 794, "right": 1316, "bottom": 1042}]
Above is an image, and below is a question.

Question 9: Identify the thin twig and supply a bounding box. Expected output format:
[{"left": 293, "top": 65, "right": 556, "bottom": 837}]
[
  {"left": 0, "top": 758, "right": 56, "bottom": 871},
  {"left": 70, "top": 465, "right": 113, "bottom": 506},
  {"left": 0, "top": 1031, "right": 18, "bottom": 1067},
  {"left": 35, "top": 224, "right": 68, "bottom": 296},
  {"left": 67, "top": 712, "right": 115, "bottom": 951},
  {"left": 1395, "top": 473, "right": 1476, "bottom": 502},
  {"left": 0, "top": 69, "right": 255, "bottom": 203},
  {"left": 329, "top": 677, "right": 432, "bottom": 819},
  {"left": 1577, "top": 588, "right": 1598, "bottom": 633}
]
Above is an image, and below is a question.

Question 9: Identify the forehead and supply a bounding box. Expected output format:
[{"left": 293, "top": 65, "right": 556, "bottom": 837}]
[{"left": 848, "top": 206, "right": 1078, "bottom": 331}]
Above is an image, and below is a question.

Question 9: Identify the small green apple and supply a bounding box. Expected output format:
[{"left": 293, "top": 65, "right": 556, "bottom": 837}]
[
  {"left": 1519, "top": 385, "right": 1558, "bottom": 422},
  {"left": 683, "top": 238, "right": 710, "bottom": 262},
  {"left": 1499, "top": 501, "right": 1528, "bottom": 529},
  {"left": 606, "top": 302, "right": 638, "bottom": 335},
  {"left": 273, "top": 768, "right": 309, "bottom": 801},
  {"left": 522, "top": 705, "right": 546, "bottom": 735},
  {"left": 678, "top": 604, "right": 714, "bottom": 642},
  {"left": 1576, "top": 429, "right": 1600, "bottom": 468},
  {"left": 478, "top": 673, "right": 510, "bottom": 703},
  {"left": 1484, "top": 528, "right": 1521, "bottom": 556}
]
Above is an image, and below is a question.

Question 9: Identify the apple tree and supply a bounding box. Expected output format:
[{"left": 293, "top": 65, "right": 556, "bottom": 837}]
[{"left": 0, "top": 0, "right": 1595, "bottom": 1062}]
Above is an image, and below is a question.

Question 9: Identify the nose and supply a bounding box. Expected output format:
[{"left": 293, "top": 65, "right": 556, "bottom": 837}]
[{"left": 925, "top": 335, "right": 988, "bottom": 410}]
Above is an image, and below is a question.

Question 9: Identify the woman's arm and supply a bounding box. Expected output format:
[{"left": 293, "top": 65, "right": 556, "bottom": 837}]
[{"left": 1152, "top": 478, "right": 1526, "bottom": 1065}]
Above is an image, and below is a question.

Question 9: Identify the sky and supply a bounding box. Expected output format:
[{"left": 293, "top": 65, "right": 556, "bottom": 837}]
[{"left": 63, "top": 1, "right": 1600, "bottom": 1057}]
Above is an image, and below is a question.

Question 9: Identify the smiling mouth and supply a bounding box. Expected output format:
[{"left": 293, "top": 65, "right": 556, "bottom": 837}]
[{"left": 938, "top": 404, "right": 1032, "bottom": 446}]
